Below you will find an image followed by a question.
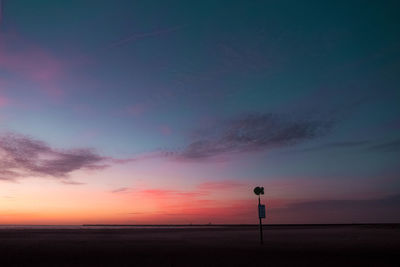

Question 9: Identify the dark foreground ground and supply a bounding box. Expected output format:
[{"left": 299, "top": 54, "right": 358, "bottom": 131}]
[{"left": 0, "top": 224, "right": 399, "bottom": 267}]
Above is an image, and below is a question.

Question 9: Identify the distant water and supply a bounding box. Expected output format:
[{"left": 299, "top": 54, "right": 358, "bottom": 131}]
[
  {"left": 0, "top": 225, "right": 236, "bottom": 230},
  {"left": 0, "top": 224, "right": 396, "bottom": 230},
  {"left": 0, "top": 225, "right": 85, "bottom": 229}
]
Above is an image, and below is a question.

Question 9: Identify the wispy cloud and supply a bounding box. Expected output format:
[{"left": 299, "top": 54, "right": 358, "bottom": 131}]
[
  {"left": 108, "top": 26, "right": 182, "bottom": 49},
  {"left": 139, "top": 189, "right": 209, "bottom": 199},
  {"left": 108, "top": 151, "right": 162, "bottom": 164},
  {"left": 60, "top": 180, "right": 86, "bottom": 185},
  {"left": 367, "top": 138, "right": 400, "bottom": 153},
  {"left": 293, "top": 140, "right": 371, "bottom": 153},
  {"left": 0, "top": 132, "right": 106, "bottom": 181},
  {"left": 170, "top": 39, "right": 271, "bottom": 95},
  {"left": 111, "top": 187, "right": 130, "bottom": 193},
  {"left": 196, "top": 181, "right": 245, "bottom": 190},
  {"left": 289, "top": 138, "right": 400, "bottom": 154},
  {"left": 170, "top": 113, "right": 333, "bottom": 161},
  {"left": 115, "top": 180, "right": 244, "bottom": 198}
]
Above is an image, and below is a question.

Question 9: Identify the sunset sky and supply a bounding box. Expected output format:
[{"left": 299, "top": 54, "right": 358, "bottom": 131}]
[{"left": 0, "top": 1, "right": 399, "bottom": 224}]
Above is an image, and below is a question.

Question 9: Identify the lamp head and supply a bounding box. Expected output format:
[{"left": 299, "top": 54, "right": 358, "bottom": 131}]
[{"left": 253, "top": 186, "right": 264, "bottom": 195}]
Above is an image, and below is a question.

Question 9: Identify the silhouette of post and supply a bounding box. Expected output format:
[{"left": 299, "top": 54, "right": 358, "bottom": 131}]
[
  {"left": 254, "top": 186, "right": 265, "bottom": 245},
  {"left": 258, "top": 195, "right": 263, "bottom": 244}
]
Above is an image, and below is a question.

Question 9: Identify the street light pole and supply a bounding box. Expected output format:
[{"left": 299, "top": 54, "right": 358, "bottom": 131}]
[
  {"left": 254, "top": 186, "right": 265, "bottom": 245},
  {"left": 258, "top": 195, "right": 263, "bottom": 245}
]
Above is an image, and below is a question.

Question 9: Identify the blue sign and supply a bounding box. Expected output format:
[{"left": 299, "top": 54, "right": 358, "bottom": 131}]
[{"left": 258, "top": 204, "right": 266, "bottom": 219}]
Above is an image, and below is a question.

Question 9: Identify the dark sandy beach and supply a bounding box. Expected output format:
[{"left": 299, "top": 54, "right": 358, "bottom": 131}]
[{"left": 0, "top": 224, "right": 399, "bottom": 267}]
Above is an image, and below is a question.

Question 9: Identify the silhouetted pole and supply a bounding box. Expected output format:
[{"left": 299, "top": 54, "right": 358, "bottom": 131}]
[
  {"left": 258, "top": 195, "right": 263, "bottom": 244},
  {"left": 254, "top": 186, "right": 265, "bottom": 245}
]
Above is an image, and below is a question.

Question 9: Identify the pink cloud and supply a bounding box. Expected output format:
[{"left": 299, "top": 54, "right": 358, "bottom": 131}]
[
  {"left": 111, "top": 187, "right": 130, "bottom": 193},
  {"left": 136, "top": 180, "right": 246, "bottom": 203},
  {"left": 386, "top": 118, "right": 400, "bottom": 130},
  {"left": 108, "top": 151, "right": 164, "bottom": 164},
  {"left": 196, "top": 180, "right": 245, "bottom": 190},
  {"left": 127, "top": 180, "right": 377, "bottom": 223},
  {"left": 126, "top": 197, "right": 269, "bottom": 224},
  {"left": 125, "top": 103, "right": 147, "bottom": 116},
  {"left": 132, "top": 187, "right": 250, "bottom": 222},
  {"left": 124, "top": 173, "right": 397, "bottom": 223},
  {"left": 0, "top": 32, "right": 65, "bottom": 98},
  {"left": 159, "top": 125, "right": 172, "bottom": 135},
  {"left": 139, "top": 189, "right": 209, "bottom": 199},
  {"left": 127, "top": 183, "right": 260, "bottom": 223},
  {"left": 0, "top": 95, "right": 10, "bottom": 107}
]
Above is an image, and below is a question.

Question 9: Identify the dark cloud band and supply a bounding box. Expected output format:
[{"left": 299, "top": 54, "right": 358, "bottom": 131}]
[
  {"left": 174, "top": 113, "right": 334, "bottom": 160},
  {"left": 0, "top": 132, "right": 106, "bottom": 181}
]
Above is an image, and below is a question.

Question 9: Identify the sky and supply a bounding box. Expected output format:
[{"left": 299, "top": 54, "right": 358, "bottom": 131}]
[{"left": 0, "top": 0, "right": 399, "bottom": 224}]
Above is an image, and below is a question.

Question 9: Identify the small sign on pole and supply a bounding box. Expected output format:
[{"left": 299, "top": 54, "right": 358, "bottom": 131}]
[{"left": 258, "top": 204, "right": 266, "bottom": 219}]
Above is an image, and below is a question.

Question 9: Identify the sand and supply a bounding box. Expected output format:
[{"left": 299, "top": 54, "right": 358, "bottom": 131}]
[{"left": 0, "top": 224, "right": 399, "bottom": 266}]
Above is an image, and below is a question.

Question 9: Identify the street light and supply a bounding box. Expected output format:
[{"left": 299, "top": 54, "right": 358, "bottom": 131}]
[{"left": 254, "top": 186, "right": 265, "bottom": 244}]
